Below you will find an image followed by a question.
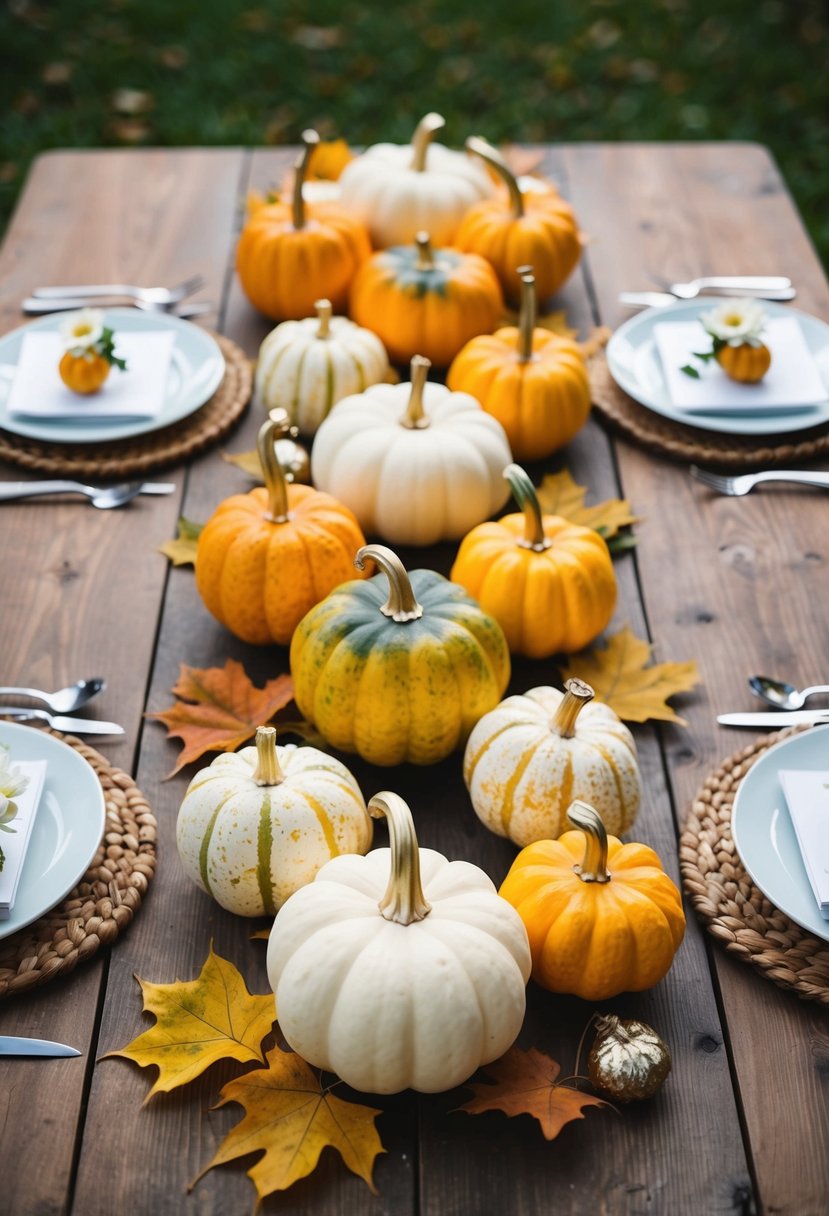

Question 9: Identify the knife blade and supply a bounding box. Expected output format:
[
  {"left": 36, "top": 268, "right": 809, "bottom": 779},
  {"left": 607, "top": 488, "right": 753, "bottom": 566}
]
[
  {"left": 0, "top": 1035, "right": 81, "bottom": 1057},
  {"left": 0, "top": 708, "right": 124, "bottom": 735},
  {"left": 717, "top": 711, "right": 829, "bottom": 727}
]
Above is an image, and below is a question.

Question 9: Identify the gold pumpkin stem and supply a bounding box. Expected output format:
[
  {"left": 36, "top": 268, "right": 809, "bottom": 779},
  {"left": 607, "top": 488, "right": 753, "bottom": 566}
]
[
  {"left": 551, "top": 678, "right": 595, "bottom": 738},
  {"left": 410, "top": 112, "right": 446, "bottom": 172},
  {"left": 252, "top": 726, "right": 285, "bottom": 786},
  {"left": 503, "top": 463, "right": 550, "bottom": 552},
  {"left": 400, "top": 355, "right": 432, "bottom": 429},
  {"left": 516, "top": 266, "right": 537, "bottom": 363},
  {"left": 354, "top": 543, "right": 423, "bottom": 622},
  {"left": 368, "top": 792, "right": 432, "bottom": 924},
  {"left": 414, "top": 231, "right": 435, "bottom": 272},
  {"left": 292, "top": 128, "right": 320, "bottom": 231},
  {"left": 465, "top": 135, "right": 525, "bottom": 218},
  {"left": 315, "top": 298, "right": 333, "bottom": 339},
  {"left": 257, "top": 410, "right": 292, "bottom": 523},
  {"left": 568, "top": 800, "right": 611, "bottom": 884}
]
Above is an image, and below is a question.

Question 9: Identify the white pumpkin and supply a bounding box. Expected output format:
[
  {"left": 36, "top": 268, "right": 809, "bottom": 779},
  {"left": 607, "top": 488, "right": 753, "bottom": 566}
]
[
  {"left": 338, "top": 112, "right": 495, "bottom": 249},
  {"left": 311, "top": 355, "right": 512, "bottom": 545},
  {"left": 464, "top": 678, "right": 642, "bottom": 846},
  {"left": 255, "top": 298, "right": 389, "bottom": 436},
  {"left": 267, "top": 791, "right": 531, "bottom": 1094},
  {"left": 176, "top": 726, "right": 372, "bottom": 916}
]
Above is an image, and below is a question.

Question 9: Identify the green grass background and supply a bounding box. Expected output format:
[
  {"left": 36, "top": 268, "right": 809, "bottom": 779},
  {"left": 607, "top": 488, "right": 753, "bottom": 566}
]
[{"left": 2, "top": 0, "right": 828, "bottom": 265}]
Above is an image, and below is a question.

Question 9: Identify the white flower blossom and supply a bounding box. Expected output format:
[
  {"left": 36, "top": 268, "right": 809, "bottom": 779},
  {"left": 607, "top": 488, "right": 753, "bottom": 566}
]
[
  {"left": 701, "top": 299, "right": 767, "bottom": 348},
  {"left": 0, "top": 745, "right": 28, "bottom": 801},
  {"left": 59, "top": 308, "right": 105, "bottom": 354}
]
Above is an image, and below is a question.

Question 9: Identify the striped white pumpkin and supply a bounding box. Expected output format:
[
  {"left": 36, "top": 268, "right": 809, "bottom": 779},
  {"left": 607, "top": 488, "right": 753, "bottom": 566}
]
[
  {"left": 175, "top": 727, "right": 371, "bottom": 917},
  {"left": 255, "top": 298, "right": 389, "bottom": 436},
  {"left": 463, "top": 680, "right": 641, "bottom": 846}
]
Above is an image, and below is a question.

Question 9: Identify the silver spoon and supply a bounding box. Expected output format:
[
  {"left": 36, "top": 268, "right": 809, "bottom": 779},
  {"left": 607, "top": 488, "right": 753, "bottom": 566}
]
[
  {"left": 0, "top": 678, "right": 106, "bottom": 714},
  {"left": 748, "top": 675, "right": 829, "bottom": 710}
]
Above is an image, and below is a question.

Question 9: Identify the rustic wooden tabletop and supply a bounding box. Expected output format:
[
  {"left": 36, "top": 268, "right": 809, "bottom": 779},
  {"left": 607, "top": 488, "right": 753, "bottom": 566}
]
[{"left": 0, "top": 142, "right": 828, "bottom": 1216}]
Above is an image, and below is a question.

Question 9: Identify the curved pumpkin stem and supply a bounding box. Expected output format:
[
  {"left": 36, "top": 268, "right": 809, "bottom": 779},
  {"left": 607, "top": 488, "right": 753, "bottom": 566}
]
[
  {"left": 410, "top": 112, "right": 445, "bottom": 172},
  {"left": 400, "top": 355, "right": 431, "bottom": 429},
  {"left": 516, "top": 266, "right": 537, "bottom": 364},
  {"left": 292, "top": 128, "right": 320, "bottom": 230},
  {"left": 257, "top": 410, "right": 292, "bottom": 522},
  {"left": 503, "top": 464, "right": 550, "bottom": 552},
  {"left": 355, "top": 544, "right": 423, "bottom": 622},
  {"left": 414, "top": 231, "right": 435, "bottom": 272},
  {"left": 567, "top": 800, "right": 611, "bottom": 884},
  {"left": 465, "top": 135, "right": 524, "bottom": 218},
  {"left": 252, "top": 725, "right": 284, "bottom": 786},
  {"left": 368, "top": 791, "right": 432, "bottom": 924},
  {"left": 551, "top": 678, "right": 594, "bottom": 738},
  {"left": 314, "top": 298, "right": 332, "bottom": 339}
]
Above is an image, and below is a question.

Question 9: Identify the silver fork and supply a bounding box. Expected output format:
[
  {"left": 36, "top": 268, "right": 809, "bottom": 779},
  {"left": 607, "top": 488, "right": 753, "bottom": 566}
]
[
  {"left": 0, "top": 480, "right": 168, "bottom": 508},
  {"left": 30, "top": 274, "right": 205, "bottom": 307},
  {"left": 690, "top": 465, "right": 829, "bottom": 496},
  {"left": 21, "top": 296, "right": 213, "bottom": 318},
  {"left": 667, "top": 275, "right": 793, "bottom": 300}
]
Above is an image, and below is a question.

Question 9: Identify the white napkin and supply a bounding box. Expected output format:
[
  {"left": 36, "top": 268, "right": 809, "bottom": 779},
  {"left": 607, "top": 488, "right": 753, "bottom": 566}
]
[
  {"left": 654, "top": 316, "right": 827, "bottom": 414},
  {"left": 779, "top": 768, "right": 829, "bottom": 919},
  {"left": 0, "top": 759, "right": 47, "bottom": 917},
  {"left": 6, "top": 330, "right": 175, "bottom": 422}
]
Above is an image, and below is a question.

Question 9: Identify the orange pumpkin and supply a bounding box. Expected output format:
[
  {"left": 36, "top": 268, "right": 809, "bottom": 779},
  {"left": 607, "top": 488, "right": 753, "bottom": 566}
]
[
  {"left": 195, "top": 410, "right": 367, "bottom": 645},
  {"left": 349, "top": 231, "right": 503, "bottom": 367},
  {"left": 58, "top": 351, "right": 111, "bottom": 394},
  {"left": 455, "top": 137, "right": 582, "bottom": 305},
  {"left": 447, "top": 268, "right": 590, "bottom": 460},
  {"left": 237, "top": 129, "right": 371, "bottom": 321},
  {"left": 716, "top": 341, "right": 771, "bottom": 383}
]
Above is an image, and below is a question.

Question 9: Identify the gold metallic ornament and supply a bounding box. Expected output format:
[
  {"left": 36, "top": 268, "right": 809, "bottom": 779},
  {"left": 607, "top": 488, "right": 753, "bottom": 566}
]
[{"left": 587, "top": 1014, "right": 671, "bottom": 1103}]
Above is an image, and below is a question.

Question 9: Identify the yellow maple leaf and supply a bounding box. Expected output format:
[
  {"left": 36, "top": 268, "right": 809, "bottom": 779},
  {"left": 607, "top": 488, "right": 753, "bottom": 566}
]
[
  {"left": 104, "top": 947, "right": 276, "bottom": 1101},
  {"left": 223, "top": 447, "right": 263, "bottom": 479},
  {"left": 559, "top": 625, "right": 700, "bottom": 725},
  {"left": 193, "top": 1045, "right": 385, "bottom": 1200},
  {"left": 537, "top": 469, "right": 638, "bottom": 541},
  {"left": 157, "top": 516, "right": 203, "bottom": 566}
]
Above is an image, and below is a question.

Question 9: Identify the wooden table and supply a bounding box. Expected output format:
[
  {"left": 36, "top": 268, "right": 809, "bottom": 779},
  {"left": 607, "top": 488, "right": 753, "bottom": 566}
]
[{"left": 0, "top": 143, "right": 828, "bottom": 1216}]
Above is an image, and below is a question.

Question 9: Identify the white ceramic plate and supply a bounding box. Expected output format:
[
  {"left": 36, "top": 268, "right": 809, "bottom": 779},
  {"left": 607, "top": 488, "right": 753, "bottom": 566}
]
[
  {"left": 0, "top": 722, "right": 106, "bottom": 940},
  {"left": 731, "top": 725, "right": 829, "bottom": 942},
  {"left": 606, "top": 300, "right": 829, "bottom": 435},
  {"left": 0, "top": 308, "right": 225, "bottom": 444}
]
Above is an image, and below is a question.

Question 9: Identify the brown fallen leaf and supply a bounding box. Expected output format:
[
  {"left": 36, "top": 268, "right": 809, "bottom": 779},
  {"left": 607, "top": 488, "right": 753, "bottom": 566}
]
[
  {"left": 149, "top": 659, "right": 294, "bottom": 775},
  {"left": 158, "top": 516, "right": 203, "bottom": 567},
  {"left": 104, "top": 946, "right": 276, "bottom": 1102},
  {"left": 537, "top": 469, "right": 638, "bottom": 545},
  {"left": 193, "top": 1045, "right": 385, "bottom": 1200},
  {"left": 559, "top": 625, "right": 700, "bottom": 724},
  {"left": 459, "top": 1046, "right": 609, "bottom": 1140}
]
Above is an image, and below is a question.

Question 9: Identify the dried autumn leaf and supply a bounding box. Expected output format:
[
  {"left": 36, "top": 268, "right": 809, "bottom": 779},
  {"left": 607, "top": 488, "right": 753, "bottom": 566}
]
[
  {"left": 500, "top": 306, "right": 579, "bottom": 340},
  {"left": 537, "top": 469, "right": 638, "bottom": 542},
  {"left": 149, "top": 659, "right": 294, "bottom": 775},
  {"left": 158, "top": 516, "right": 203, "bottom": 567},
  {"left": 193, "top": 1046, "right": 385, "bottom": 1200},
  {"left": 559, "top": 625, "right": 700, "bottom": 724},
  {"left": 223, "top": 448, "right": 263, "bottom": 479},
  {"left": 459, "top": 1046, "right": 609, "bottom": 1140},
  {"left": 105, "top": 947, "right": 275, "bottom": 1102}
]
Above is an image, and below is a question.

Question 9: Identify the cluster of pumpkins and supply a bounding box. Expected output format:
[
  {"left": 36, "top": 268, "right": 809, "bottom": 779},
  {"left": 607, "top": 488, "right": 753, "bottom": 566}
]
[{"left": 175, "top": 115, "right": 686, "bottom": 1098}]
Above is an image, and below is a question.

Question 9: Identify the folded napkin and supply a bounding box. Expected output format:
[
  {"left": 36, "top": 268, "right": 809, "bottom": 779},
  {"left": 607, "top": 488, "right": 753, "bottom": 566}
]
[
  {"left": 0, "top": 759, "right": 47, "bottom": 917},
  {"left": 6, "top": 330, "right": 175, "bottom": 422},
  {"left": 654, "top": 316, "right": 827, "bottom": 414},
  {"left": 779, "top": 768, "right": 829, "bottom": 919}
]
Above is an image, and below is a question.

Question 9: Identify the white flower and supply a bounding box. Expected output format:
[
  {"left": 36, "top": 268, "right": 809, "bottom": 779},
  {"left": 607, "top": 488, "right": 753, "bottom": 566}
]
[
  {"left": 59, "top": 308, "right": 105, "bottom": 354},
  {"left": 701, "top": 299, "right": 767, "bottom": 348},
  {"left": 0, "top": 744, "right": 28, "bottom": 801}
]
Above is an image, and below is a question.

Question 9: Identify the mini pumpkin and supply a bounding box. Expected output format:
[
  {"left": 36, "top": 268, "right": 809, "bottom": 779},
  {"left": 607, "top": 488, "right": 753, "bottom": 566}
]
[
  {"left": 464, "top": 677, "right": 641, "bottom": 846},
  {"left": 290, "top": 543, "right": 511, "bottom": 766},
  {"left": 267, "top": 790, "right": 531, "bottom": 1093},
  {"left": 194, "top": 411, "right": 367, "bottom": 645},
  {"left": 447, "top": 268, "right": 590, "bottom": 460},
  {"left": 716, "top": 342, "right": 772, "bottom": 382},
  {"left": 176, "top": 726, "right": 372, "bottom": 916},
  {"left": 311, "top": 355, "right": 512, "bottom": 545},
  {"left": 499, "top": 800, "right": 686, "bottom": 1000},
  {"left": 349, "top": 231, "right": 503, "bottom": 367},
  {"left": 450, "top": 463, "right": 617, "bottom": 657}
]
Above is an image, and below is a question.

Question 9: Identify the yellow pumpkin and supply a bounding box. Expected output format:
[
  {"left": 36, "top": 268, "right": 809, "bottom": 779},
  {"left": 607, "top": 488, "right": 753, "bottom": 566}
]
[
  {"left": 58, "top": 350, "right": 111, "bottom": 394},
  {"left": 455, "top": 137, "right": 582, "bottom": 305},
  {"left": 450, "top": 463, "right": 617, "bottom": 658},
  {"left": 237, "top": 129, "right": 371, "bottom": 321},
  {"left": 499, "top": 800, "right": 686, "bottom": 1000},
  {"left": 194, "top": 411, "right": 367, "bottom": 645},
  {"left": 716, "top": 341, "right": 771, "bottom": 382},
  {"left": 447, "top": 268, "right": 590, "bottom": 460},
  {"left": 349, "top": 231, "right": 503, "bottom": 367}
]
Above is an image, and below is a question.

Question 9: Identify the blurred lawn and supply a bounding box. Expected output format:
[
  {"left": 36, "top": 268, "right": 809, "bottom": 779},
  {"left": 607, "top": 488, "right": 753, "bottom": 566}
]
[{"left": 2, "top": 0, "right": 828, "bottom": 265}]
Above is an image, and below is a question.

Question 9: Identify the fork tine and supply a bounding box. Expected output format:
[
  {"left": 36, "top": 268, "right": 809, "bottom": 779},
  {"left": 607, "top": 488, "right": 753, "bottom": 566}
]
[
  {"left": 173, "top": 274, "right": 205, "bottom": 299},
  {"left": 689, "top": 465, "right": 736, "bottom": 494}
]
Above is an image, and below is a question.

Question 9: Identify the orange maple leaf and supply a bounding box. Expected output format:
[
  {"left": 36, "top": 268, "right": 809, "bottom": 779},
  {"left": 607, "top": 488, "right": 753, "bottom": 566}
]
[
  {"left": 149, "top": 659, "right": 294, "bottom": 776},
  {"left": 459, "top": 1046, "right": 609, "bottom": 1140}
]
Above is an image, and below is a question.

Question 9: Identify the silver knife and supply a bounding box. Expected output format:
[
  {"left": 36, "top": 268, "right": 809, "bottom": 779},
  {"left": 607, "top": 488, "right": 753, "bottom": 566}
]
[
  {"left": 620, "top": 286, "right": 798, "bottom": 308},
  {"left": 0, "top": 708, "right": 124, "bottom": 735},
  {"left": 717, "top": 711, "right": 829, "bottom": 728},
  {"left": 21, "top": 297, "right": 213, "bottom": 318},
  {"left": 0, "top": 1035, "right": 81, "bottom": 1057}
]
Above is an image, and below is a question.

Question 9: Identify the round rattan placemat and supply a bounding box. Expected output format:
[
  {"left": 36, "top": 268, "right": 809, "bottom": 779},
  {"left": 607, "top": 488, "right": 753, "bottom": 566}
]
[
  {"left": 0, "top": 729, "right": 157, "bottom": 999},
  {"left": 680, "top": 725, "right": 829, "bottom": 1006},
  {"left": 589, "top": 355, "right": 829, "bottom": 470},
  {"left": 0, "top": 332, "right": 252, "bottom": 479}
]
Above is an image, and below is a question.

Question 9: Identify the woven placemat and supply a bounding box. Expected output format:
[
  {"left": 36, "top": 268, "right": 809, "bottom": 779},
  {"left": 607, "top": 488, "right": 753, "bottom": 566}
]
[
  {"left": 590, "top": 355, "right": 829, "bottom": 469},
  {"left": 0, "top": 332, "right": 252, "bottom": 479},
  {"left": 680, "top": 725, "right": 829, "bottom": 1006},
  {"left": 0, "top": 729, "right": 156, "bottom": 999}
]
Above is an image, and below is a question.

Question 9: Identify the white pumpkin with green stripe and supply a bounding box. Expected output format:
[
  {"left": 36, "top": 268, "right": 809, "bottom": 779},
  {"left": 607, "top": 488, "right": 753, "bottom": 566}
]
[
  {"left": 255, "top": 298, "right": 389, "bottom": 437},
  {"left": 463, "top": 678, "right": 641, "bottom": 847},
  {"left": 175, "top": 726, "right": 372, "bottom": 917}
]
